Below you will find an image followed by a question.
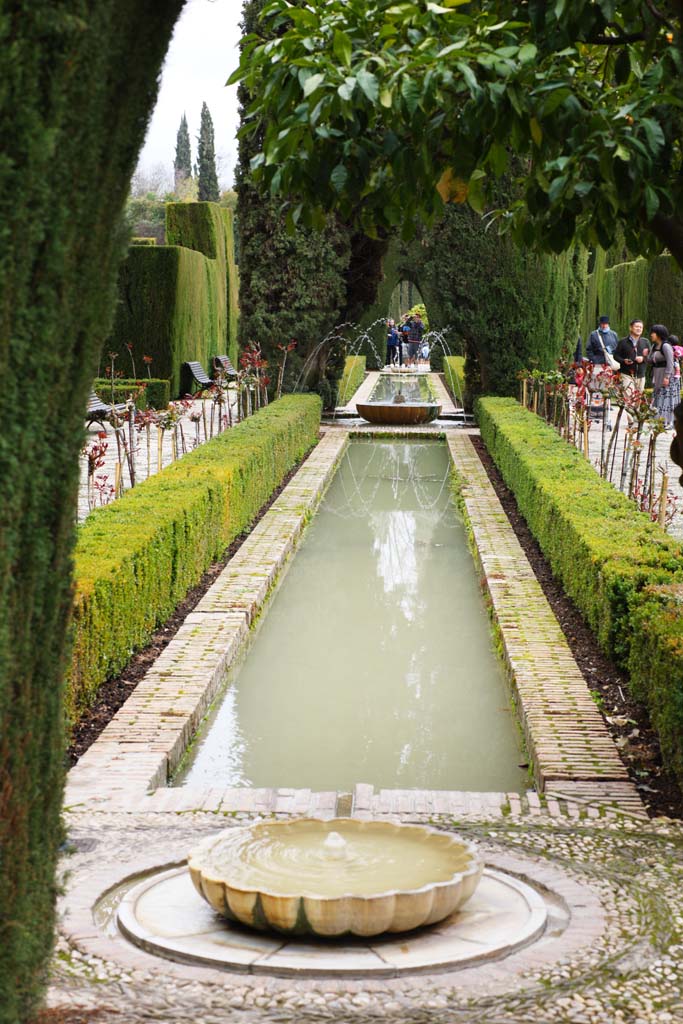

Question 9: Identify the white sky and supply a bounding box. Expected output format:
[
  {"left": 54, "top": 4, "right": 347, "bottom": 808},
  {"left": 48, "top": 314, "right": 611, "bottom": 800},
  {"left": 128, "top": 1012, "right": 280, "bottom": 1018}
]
[{"left": 137, "top": 0, "right": 243, "bottom": 191}]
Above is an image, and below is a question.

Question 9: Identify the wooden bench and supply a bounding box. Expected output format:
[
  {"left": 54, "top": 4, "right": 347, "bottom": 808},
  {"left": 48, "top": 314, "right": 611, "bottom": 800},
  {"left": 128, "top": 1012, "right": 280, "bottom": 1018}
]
[
  {"left": 212, "top": 354, "right": 238, "bottom": 377},
  {"left": 85, "top": 390, "right": 128, "bottom": 427}
]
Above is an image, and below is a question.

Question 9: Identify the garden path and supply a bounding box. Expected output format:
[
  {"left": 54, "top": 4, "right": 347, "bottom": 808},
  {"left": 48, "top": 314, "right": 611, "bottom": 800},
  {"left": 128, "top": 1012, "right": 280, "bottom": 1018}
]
[
  {"left": 580, "top": 410, "right": 683, "bottom": 538},
  {"left": 78, "top": 394, "right": 239, "bottom": 523}
]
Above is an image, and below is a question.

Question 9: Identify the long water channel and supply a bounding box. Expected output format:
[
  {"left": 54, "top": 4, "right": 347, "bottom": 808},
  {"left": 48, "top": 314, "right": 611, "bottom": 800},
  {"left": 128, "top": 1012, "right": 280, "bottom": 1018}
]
[{"left": 176, "top": 440, "right": 526, "bottom": 793}]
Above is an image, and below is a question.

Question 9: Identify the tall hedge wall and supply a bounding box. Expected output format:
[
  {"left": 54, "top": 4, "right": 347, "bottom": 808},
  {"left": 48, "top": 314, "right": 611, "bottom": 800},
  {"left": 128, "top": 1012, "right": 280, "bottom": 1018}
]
[
  {"left": 0, "top": 3, "right": 185, "bottom": 1019},
  {"left": 69, "top": 395, "right": 321, "bottom": 723},
  {"left": 581, "top": 249, "right": 683, "bottom": 342},
  {"left": 477, "top": 397, "right": 683, "bottom": 786},
  {"left": 107, "top": 202, "right": 239, "bottom": 395}
]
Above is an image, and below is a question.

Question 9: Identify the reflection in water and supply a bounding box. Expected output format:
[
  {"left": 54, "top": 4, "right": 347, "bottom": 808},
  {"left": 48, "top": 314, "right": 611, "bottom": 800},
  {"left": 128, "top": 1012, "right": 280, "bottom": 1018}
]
[
  {"left": 369, "top": 375, "right": 433, "bottom": 403},
  {"left": 177, "top": 441, "right": 526, "bottom": 793}
]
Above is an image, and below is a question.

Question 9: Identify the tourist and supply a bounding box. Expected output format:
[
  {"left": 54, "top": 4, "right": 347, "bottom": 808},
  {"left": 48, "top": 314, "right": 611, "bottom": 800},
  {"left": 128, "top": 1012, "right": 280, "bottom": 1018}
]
[
  {"left": 586, "top": 315, "right": 618, "bottom": 367},
  {"left": 648, "top": 324, "right": 678, "bottom": 429},
  {"left": 587, "top": 315, "right": 618, "bottom": 429},
  {"left": 407, "top": 314, "right": 424, "bottom": 368},
  {"left": 400, "top": 316, "right": 412, "bottom": 368},
  {"left": 614, "top": 318, "right": 649, "bottom": 394},
  {"left": 385, "top": 319, "right": 401, "bottom": 368}
]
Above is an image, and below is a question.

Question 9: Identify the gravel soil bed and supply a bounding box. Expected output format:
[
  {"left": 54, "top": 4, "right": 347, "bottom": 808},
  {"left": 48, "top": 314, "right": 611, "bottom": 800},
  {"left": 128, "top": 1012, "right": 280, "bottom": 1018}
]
[
  {"left": 472, "top": 434, "right": 683, "bottom": 820},
  {"left": 67, "top": 441, "right": 320, "bottom": 766}
]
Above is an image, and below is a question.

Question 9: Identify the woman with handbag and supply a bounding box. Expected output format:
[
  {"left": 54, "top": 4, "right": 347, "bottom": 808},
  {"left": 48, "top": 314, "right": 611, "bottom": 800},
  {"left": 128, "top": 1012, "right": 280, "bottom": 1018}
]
[{"left": 648, "top": 324, "right": 677, "bottom": 429}]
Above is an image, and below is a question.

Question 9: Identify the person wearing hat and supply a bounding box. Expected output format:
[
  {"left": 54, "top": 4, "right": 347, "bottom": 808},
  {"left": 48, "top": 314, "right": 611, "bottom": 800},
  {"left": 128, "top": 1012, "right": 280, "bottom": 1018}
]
[
  {"left": 587, "top": 315, "right": 618, "bottom": 429},
  {"left": 587, "top": 315, "right": 618, "bottom": 366}
]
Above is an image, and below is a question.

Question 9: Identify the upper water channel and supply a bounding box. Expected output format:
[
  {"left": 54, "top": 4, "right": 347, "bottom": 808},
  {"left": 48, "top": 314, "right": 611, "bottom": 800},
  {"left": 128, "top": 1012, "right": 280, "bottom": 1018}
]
[
  {"left": 369, "top": 374, "right": 433, "bottom": 403},
  {"left": 176, "top": 440, "right": 526, "bottom": 793}
]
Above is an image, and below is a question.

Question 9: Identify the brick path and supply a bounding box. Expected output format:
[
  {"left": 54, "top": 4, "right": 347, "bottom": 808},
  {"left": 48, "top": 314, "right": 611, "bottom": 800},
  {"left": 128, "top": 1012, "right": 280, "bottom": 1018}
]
[{"left": 447, "top": 433, "right": 644, "bottom": 816}]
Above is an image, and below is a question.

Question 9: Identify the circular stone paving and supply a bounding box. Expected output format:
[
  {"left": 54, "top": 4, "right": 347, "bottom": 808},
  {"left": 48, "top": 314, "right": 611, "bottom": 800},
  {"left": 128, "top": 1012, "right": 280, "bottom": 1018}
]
[{"left": 116, "top": 864, "right": 554, "bottom": 977}]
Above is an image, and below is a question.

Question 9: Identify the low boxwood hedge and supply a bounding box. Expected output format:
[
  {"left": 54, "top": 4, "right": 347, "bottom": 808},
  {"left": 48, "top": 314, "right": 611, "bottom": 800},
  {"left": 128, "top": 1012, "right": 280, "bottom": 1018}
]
[
  {"left": 93, "top": 377, "right": 171, "bottom": 410},
  {"left": 477, "top": 398, "right": 683, "bottom": 660},
  {"left": 629, "top": 584, "right": 683, "bottom": 785},
  {"left": 337, "top": 355, "right": 366, "bottom": 406},
  {"left": 477, "top": 396, "right": 683, "bottom": 785},
  {"left": 69, "top": 394, "right": 321, "bottom": 723},
  {"left": 443, "top": 356, "right": 467, "bottom": 409}
]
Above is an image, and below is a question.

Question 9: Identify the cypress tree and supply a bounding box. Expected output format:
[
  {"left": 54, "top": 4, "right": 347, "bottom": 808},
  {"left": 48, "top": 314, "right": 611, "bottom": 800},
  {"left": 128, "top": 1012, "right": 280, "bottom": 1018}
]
[
  {"left": 173, "top": 113, "right": 192, "bottom": 191},
  {"left": 0, "top": 3, "right": 183, "bottom": 1019},
  {"left": 197, "top": 102, "right": 220, "bottom": 202}
]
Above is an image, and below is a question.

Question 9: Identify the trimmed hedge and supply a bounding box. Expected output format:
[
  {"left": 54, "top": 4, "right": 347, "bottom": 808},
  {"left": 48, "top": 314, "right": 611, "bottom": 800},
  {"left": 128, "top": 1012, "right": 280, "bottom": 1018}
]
[
  {"left": 629, "top": 585, "right": 683, "bottom": 785},
  {"left": 337, "top": 355, "right": 366, "bottom": 405},
  {"left": 93, "top": 377, "right": 171, "bottom": 410},
  {"left": 581, "top": 249, "right": 683, "bottom": 343},
  {"left": 68, "top": 394, "right": 321, "bottom": 723},
  {"left": 131, "top": 236, "right": 156, "bottom": 246},
  {"left": 476, "top": 398, "right": 683, "bottom": 667},
  {"left": 107, "top": 202, "right": 239, "bottom": 395},
  {"left": 443, "top": 356, "right": 467, "bottom": 410}
]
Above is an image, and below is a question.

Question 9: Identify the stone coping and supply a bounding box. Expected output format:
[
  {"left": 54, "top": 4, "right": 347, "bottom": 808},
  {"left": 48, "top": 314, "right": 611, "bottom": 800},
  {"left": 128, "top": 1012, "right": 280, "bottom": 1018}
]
[{"left": 446, "top": 433, "right": 644, "bottom": 817}]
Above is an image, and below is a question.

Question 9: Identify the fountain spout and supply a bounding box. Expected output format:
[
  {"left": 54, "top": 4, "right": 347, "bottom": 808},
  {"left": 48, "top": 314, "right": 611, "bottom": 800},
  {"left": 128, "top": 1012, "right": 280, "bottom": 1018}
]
[{"left": 322, "top": 830, "right": 350, "bottom": 860}]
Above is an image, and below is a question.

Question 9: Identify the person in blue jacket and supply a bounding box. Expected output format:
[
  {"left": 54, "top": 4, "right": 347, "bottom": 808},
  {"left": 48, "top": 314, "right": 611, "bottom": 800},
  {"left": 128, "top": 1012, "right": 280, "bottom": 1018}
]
[{"left": 385, "top": 319, "right": 401, "bottom": 368}]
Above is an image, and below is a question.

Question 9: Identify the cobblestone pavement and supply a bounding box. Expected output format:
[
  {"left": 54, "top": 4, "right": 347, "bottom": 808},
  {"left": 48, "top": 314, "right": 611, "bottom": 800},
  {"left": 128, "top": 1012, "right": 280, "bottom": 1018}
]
[
  {"left": 78, "top": 395, "right": 238, "bottom": 523},
  {"left": 49, "top": 808, "right": 683, "bottom": 1024}
]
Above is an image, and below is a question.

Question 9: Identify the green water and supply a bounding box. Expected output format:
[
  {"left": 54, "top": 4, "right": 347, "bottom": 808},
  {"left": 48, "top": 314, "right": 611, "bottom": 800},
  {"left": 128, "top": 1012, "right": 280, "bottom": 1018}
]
[
  {"left": 369, "top": 374, "right": 433, "bottom": 403},
  {"left": 177, "top": 441, "right": 526, "bottom": 792}
]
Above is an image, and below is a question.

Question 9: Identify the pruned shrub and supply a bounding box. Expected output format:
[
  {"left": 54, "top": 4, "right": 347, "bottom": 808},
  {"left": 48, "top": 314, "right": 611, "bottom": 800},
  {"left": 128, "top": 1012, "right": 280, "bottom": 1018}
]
[{"left": 69, "top": 394, "right": 321, "bottom": 722}]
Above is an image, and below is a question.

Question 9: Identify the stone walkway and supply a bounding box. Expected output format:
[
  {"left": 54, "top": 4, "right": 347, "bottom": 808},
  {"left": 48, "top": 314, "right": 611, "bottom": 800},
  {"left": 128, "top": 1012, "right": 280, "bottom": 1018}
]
[
  {"left": 50, "top": 809, "right": 683, "bottom": 1023},
  {"left": 447, "top": 433, "right": 644, "bottom": 817},
  {"left": 580, "top": 405, "right": 683, "bottom": 538},
  {"left": 79, "top": 395, "right": 238, "bottom": 523}
]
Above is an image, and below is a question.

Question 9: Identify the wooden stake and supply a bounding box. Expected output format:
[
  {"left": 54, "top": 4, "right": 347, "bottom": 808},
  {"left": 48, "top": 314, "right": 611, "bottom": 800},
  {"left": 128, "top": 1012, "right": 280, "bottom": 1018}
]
[
  {"left": 157, "top": 429, "right": 163, "bottom": 473},
  {"left": 583, "top": 418, "right": 589, "bottom": 458},
  {"left": 114, "top": 461, "right": 122, "bottom": 499},
  {"left": 659, "top": 473, "right": 669, "bottom": 529}
]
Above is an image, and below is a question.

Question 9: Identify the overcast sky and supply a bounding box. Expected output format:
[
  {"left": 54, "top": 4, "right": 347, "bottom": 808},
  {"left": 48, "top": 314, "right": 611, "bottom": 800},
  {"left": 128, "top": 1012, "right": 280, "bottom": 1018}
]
[{"left": 137, "top": 0, "right": 243, "bottom": 191}]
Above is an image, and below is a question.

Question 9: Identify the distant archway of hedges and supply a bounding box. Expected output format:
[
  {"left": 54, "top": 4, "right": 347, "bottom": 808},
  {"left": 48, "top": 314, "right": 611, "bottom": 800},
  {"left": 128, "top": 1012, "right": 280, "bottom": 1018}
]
[{"left": 360, "top": 204, "right": 587, "bottom": 396}]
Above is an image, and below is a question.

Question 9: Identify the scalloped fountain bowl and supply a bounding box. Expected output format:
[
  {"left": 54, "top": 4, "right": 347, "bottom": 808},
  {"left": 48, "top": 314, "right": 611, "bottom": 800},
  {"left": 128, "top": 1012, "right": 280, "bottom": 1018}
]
[
  {"left": 356, "top": 402, "right": 442, "bottom": 425},
  {"left": 187, "top": 818, "right": 482, "bottom": 938}
]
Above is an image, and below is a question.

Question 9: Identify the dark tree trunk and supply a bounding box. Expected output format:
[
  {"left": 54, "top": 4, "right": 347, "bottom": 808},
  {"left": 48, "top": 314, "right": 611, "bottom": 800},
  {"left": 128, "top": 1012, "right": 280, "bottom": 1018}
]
[
  {"left": 0, "top": 3, "right": 184, "bottom": 1019},
  {"left": 650, "top": 212, "right": 683, "bottom": 270}
]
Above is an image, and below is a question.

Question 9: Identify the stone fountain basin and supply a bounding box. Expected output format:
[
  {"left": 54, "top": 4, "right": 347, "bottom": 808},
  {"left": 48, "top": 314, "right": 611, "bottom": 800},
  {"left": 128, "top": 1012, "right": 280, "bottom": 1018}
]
[
  {"left": 356, "top": 402, "right": 442, "bottom": 426},
  {"left": 187, "top": 819, "right": 482, "bottom": 938}
]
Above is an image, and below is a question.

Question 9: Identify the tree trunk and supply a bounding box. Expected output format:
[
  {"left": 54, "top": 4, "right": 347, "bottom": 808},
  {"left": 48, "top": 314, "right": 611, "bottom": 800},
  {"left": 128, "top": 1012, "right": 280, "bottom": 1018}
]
[{"left": 0, "top": 3, "right": 184, "bottom": 1019}]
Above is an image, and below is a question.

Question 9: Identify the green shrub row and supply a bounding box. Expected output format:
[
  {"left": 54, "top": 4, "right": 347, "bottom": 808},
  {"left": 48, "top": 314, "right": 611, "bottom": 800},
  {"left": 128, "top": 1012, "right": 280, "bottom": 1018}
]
[
  {"left": 443, "top": 356, "right": 467, "bottom": 410},
  {"left": 337, "top": 355, "right": 366, "bottom": 405},
  {"left": 93, "top": 377, "right": 171, "bottom": 410},
  {"left": 131, "top": 236, "right": 156, "bottom": 246},
  {"left": 69, "top": 394, "right": 321, "bottom": 724},
  {"left": 477, "top": 397, "right": 683, "bottom": 784},
  {"left": 106, "top": 202, "right": 239, "bottom": 395}
]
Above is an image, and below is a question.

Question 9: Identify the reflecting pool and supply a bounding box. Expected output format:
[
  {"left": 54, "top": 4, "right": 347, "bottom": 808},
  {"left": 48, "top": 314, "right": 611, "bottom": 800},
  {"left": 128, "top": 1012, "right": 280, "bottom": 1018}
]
[{"left": 176, "top": 442, "right": 526, "bottom": 792}]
